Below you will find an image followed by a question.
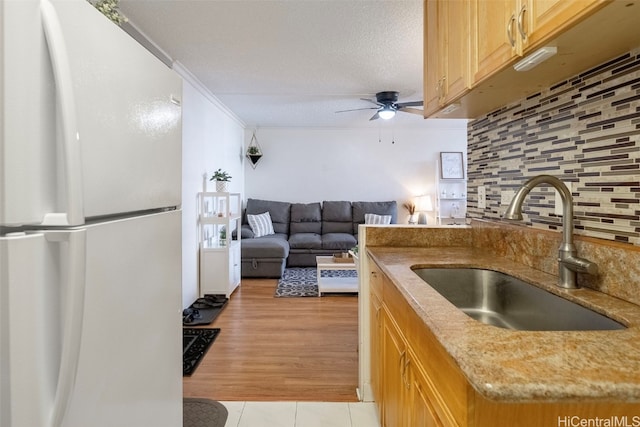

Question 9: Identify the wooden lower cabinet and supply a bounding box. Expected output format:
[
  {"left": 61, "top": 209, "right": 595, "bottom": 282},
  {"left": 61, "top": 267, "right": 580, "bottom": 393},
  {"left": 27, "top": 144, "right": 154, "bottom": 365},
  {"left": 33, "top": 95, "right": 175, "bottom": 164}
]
[
  {"left": 407, "top": 351, "right": 445, "bottom": 427},
  {"left": 382, "top": 310, "right": 408, "bottom": 427},
  {"left": 369, "top": 289, "right": 383, "bottom": 418},
  {"left": 369, "top": 260, "right": 640, "bottom": 426},
  {"left": 371, "top": 261, "right": 461, "bottom": 427},
  {"left": 380, "top": 312, "right": 458, "bottom": 427}
]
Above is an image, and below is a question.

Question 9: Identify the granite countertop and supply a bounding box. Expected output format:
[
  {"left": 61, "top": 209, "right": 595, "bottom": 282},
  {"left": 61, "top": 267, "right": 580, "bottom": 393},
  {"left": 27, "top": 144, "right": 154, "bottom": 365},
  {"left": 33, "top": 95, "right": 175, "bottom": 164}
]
[{"left": 367, "top": 246, "right": 640, "bottom": 403}]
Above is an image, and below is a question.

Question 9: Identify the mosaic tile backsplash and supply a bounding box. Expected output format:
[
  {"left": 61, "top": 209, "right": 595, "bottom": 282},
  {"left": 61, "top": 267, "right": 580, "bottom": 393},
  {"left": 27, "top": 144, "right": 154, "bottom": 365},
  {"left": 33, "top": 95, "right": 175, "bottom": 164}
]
[{"left": 467, "top": 47, "right": 640, "bottom": 246}]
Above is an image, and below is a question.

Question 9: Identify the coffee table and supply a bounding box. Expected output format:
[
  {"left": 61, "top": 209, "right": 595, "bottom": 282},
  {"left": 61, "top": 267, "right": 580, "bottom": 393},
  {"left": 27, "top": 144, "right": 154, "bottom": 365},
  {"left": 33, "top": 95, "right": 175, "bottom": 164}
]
[{"left": 316, "top": 255, "right": 358, "bottom": 297}]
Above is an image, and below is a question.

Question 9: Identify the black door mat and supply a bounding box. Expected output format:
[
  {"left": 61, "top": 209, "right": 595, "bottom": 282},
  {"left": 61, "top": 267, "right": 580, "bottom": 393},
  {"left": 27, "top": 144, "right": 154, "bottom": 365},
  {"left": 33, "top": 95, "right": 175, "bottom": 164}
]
[
  {"left": 183, "top": 328, "right": 220, "bottom": 376},
  {"left": 183, "top": 294, "right": 228, "bottom": 326}
]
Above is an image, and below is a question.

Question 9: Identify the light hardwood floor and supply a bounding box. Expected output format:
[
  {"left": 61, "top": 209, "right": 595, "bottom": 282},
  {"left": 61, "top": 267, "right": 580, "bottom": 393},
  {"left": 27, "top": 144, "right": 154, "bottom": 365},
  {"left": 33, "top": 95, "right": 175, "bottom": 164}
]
[{"left": 183, "top": 278, "right": 360, "bottom": 402}]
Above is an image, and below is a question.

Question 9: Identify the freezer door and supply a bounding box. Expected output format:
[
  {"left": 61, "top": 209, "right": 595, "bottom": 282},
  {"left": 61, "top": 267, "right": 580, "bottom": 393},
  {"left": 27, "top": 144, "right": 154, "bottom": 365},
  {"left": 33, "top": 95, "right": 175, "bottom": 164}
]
[
  {"left": 0, "top": 210, "right": 182, "bottom": 427},
  {"left": 1, "top": 0, "right": 182, "bottom": 227}
]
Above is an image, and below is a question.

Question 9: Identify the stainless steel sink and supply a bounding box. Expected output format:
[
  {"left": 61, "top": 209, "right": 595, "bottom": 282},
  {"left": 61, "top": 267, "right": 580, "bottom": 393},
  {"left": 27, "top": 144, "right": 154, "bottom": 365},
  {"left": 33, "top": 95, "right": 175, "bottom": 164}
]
[{"left": 412, "top": 268, "right": 625, "bottom": 331}]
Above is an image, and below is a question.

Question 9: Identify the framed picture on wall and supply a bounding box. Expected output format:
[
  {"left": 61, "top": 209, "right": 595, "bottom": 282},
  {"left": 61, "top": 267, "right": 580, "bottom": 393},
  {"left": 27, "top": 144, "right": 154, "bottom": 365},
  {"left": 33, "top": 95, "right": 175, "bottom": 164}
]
[{"left": 440, "top": 152, "right": 464, "bottom": 179}]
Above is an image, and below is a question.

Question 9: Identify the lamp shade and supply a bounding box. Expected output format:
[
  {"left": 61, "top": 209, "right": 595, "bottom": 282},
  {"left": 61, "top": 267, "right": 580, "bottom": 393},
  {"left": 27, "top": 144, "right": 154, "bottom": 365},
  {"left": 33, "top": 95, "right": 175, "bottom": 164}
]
[{"left": 415, "top": 195, "right": 433, "bottom": 212}]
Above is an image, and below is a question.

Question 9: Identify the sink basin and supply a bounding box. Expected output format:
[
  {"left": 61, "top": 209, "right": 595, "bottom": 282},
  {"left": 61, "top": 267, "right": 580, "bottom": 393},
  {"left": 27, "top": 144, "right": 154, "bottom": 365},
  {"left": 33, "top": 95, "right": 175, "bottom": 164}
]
[{"left": 412, "top": 268, "right": 625, "bottom": 331}]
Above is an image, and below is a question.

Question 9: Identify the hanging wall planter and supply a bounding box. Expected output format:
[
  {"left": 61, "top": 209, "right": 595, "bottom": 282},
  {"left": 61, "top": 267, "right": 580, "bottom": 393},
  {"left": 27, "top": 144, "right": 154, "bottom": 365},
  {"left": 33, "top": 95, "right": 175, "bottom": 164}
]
[{"left": 246, "top": 131, "right": 263, "bottom": 169}]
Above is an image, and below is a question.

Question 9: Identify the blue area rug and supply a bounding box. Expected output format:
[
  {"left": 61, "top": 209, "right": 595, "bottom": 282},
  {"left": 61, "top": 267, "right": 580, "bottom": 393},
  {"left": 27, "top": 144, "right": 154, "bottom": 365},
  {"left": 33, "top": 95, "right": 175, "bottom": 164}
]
[{"left": 274, "top": 267, "right": 357, "bottom": 297}]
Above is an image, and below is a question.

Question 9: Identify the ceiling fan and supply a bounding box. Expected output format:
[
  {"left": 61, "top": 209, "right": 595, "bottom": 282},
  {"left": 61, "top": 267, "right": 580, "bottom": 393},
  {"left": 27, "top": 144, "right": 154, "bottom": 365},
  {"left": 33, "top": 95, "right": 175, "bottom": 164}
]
[{"left": 336, "top": 91, "right": 424, "bottom": 121}]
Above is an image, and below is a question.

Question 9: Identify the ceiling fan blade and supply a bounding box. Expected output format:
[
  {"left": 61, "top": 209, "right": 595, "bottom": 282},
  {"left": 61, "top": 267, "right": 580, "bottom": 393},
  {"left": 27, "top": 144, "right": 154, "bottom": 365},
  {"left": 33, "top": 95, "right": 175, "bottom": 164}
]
[
  {"left": 369, "top": 112, "right": 380, "bottom": 121},
  {"left": 360, "top": 98, "right": 383, "bottom": 107},
  {"left": 399, "top": 107, "right": 424, "bottom": 116},
  {"left": 335, "top": 107, "right": 379, "bottom": 113},
  {"left": 397, "top": 100, "right": 424, "bottom": 107}
]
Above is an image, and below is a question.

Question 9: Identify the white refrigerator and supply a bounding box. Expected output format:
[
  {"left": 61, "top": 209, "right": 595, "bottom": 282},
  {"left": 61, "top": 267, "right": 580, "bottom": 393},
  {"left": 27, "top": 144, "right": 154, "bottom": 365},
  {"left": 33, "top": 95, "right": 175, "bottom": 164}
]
[{"left": 1, "top": 0, "right": 183, "bottom": 426}]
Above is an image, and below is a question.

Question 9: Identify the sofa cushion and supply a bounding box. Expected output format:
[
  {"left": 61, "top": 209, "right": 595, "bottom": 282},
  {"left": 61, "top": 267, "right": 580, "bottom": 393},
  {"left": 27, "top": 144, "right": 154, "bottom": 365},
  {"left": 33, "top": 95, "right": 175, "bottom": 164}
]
[
  {"left": 241, "top": 234, "right": 290, "bottom": 258},
  {"left": 290, "top": 202, "right": 322, "bottom": 234},
  {"left": 352, "top": 201, "right": 397, "bottom": 233},
  {"left": 322, "top": 233, "right": 357, "bottom": 250},
  {"left": 240, "top": 224, "right": 255, "bottom": 239},
  {"left": 322, "top": 201, "right": 353, "bottom": 234},
  {"left": 289, "top": 233, "right": 322, "bottom": 249},
  {"left": 247, "top": 212, "right": 275, "bottom": 237},
  {"left": 245, "top": 198, "right": 291, "bottom": 235}
]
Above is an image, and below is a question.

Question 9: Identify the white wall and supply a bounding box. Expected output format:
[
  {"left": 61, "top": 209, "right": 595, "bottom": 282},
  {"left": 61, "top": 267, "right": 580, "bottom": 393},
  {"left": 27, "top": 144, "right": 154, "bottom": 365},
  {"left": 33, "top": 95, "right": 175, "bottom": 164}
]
[
  {"left": 180, "top": 68, "right": 245, "bottom": 309},
  {"left": 179, "top": 69, "right": 465, "bottom": 307},
  {"left": 244, "top": 121, "right": 467, "bottom": 223}
]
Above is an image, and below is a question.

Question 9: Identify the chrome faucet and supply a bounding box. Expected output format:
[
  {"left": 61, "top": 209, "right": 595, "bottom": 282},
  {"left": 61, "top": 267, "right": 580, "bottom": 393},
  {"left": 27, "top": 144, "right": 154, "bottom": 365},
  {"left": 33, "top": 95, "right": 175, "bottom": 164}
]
[{"left": 504, "top": 175, "right": 598, "bottom": 289}]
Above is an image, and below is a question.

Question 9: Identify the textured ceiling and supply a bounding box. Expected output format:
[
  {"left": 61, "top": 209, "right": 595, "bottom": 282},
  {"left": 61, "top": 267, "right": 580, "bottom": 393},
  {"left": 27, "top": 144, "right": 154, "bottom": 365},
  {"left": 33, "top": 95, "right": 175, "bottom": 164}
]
[{"left": 118, "top": 0, "right": 430, "bottom": 128}]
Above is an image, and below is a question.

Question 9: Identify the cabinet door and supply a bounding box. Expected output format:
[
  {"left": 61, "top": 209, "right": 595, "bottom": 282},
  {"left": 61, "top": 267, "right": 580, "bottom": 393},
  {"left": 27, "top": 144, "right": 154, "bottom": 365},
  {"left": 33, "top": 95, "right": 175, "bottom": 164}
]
[
  {"left": 424, "top": 0, "right": 442, "bottom": 116},
  {"left": 229, "top": 242, "right": 241, "bottom": 290},
  {"left": 425, "top": 0, "right": 471, "bottom": 116},
  {"left": 382, "top": 311, "right": 408, "bottom": 427},
  {"left": 523, "top": 0, "right": 605, "bottom": 50},
  {"left": 442, "top": 0, "right": 471, "bottom": 104},
  {"left": 473, "top": 0, "right": 519, "bottom": 84},
  {"left": 370, "top": 290, "right": 383, "bottom": 410},
  {"left": 408, "top": 360, "right": 443, "bottom": 427}
]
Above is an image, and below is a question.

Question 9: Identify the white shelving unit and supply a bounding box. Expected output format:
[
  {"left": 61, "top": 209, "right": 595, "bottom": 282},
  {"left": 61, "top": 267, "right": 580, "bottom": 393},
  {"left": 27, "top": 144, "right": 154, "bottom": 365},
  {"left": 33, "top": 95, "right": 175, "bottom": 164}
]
[
  {"left": 435, "top": 157, "right": 467, "bottom": 225},
  {"left": 198, "top": 192, "right": 242, "bottom": 298}
]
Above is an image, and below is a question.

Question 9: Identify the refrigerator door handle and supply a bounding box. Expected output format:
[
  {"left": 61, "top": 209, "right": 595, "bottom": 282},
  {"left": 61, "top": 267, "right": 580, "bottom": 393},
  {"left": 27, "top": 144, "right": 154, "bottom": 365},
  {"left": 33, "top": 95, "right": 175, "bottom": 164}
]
[
  {"left": 40, "top": 0, "right": 85, "bottom": 226},
  {"left": 45, "top": 230, "right": 87, "bottom": 427}
]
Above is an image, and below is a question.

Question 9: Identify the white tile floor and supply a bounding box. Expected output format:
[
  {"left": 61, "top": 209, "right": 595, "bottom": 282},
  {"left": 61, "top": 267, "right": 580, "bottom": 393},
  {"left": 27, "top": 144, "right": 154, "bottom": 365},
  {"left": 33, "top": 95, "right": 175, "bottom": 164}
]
[{"left": 221, "top": 401, "right": 380, "bottom": 427}]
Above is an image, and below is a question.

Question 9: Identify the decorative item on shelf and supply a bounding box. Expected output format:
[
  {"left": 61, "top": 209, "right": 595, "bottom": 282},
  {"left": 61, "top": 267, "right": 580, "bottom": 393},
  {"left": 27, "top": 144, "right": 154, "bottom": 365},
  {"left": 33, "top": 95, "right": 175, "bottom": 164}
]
[
  {"left": 415, "top": 194, "right": 433, "bottom": 225},
  {"left": 246, "top": 131, "right": 263, "bottom": 169},
  {"left": 332, "top": 252, "right": 353, "bottom": 263},
  {"left": 403, "top": 201, "right": 417, "bottom": 224},
  {"left": 440, "top": 151, "right": 465, "bottom": 179},
  {"left": 204, "top": 227, "right": 212, "bottom": 247},
  {"left": 210, "top": 168, "right": 231, "bottom": 192},
  {"left": 219, "top": 226, "right": 227, "bottom": 247}
]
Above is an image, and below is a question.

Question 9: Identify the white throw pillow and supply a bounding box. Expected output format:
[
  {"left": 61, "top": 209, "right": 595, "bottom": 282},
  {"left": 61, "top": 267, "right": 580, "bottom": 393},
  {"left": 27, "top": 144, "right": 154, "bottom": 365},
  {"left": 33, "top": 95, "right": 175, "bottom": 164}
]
[
  {"left": 247, "top": 212, "right": 275, "bottom": 237},
  {"left": 364, "top": 213, "right": 392, "bottom": 225}
]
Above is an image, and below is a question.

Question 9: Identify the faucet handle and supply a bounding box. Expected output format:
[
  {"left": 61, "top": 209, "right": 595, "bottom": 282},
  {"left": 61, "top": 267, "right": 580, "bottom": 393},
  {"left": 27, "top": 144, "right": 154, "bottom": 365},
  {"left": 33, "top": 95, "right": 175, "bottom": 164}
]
[{"left": 560, "top": 255, "right": 598, "bottom": 275}]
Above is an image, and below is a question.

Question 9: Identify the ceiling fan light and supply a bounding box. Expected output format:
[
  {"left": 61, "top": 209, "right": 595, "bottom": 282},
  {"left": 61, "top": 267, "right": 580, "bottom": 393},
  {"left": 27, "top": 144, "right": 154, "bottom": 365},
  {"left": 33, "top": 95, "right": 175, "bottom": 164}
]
[{"left": 379, "top": 106, "right": 396, "bottom": 120}]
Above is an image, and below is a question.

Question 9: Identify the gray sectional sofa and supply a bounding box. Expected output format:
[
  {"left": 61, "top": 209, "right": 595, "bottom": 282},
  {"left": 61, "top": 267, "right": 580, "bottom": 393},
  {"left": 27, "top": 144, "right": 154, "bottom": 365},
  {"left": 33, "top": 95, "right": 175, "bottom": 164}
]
[{"left": 240, "top": 198, "right": 397, "bottom": 278}]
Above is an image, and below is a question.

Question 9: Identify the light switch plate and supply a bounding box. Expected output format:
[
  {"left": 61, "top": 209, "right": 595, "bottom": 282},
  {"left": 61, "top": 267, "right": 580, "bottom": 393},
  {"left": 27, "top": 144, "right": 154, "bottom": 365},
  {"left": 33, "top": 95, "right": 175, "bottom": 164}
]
[{"left": 478, "top": 186, "right": 486, "bottom": 209}]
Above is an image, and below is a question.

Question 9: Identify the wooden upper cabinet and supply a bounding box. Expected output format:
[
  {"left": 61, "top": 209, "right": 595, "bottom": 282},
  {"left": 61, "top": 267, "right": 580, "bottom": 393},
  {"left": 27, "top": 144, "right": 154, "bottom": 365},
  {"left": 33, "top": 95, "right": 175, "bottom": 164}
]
[
  {"left": 471, "top": 0, "right": 609, "bottom": 86},
  {"left": 424, "top": 0, "right": 441, "bottom": 116},
  {"left": 472, "top": 0, "right": 520, "bottom": 85},
  {"left": 424, "top": 0, "right": 471, "bottom": 117},
  {"left": 442, "top": 0, "right": 471, "bottom": 104},
  {"left": 523, "top": 0, "right": 608, "bottom": 49}
]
